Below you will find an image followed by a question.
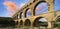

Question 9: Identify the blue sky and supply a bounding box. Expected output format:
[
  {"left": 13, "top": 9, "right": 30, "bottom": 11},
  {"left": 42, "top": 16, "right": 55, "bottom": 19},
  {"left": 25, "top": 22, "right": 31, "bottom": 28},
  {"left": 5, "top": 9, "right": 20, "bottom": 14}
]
[{"left": 0, "top": 0, "right": 60, "bottom": 17}]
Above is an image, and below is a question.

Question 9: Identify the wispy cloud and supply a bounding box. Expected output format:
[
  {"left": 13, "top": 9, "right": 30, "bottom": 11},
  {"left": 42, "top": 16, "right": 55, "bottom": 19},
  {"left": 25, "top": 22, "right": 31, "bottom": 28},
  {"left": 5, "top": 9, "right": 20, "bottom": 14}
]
[
  {"left": 3, "top": 1, "right": 18, "bottom": 16},
  {"left": 3, "top": 1, "right": 18, "bottom": 12},
  {"left": 36, "top": 7, "right": 42, "bottom": 11},
  {"left": 3, "top": 1, "right": 25, "bottom": 17}
]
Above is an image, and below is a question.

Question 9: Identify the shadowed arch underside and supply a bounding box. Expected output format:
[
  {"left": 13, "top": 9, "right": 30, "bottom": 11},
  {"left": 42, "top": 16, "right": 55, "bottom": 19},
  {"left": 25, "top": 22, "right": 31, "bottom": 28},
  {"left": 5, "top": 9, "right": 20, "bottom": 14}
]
[
  {"left": 55, "top": 15, "right": 60, "bottom": 22},
  {"left": 33, "top": 17, "right": 48, "bottom": 27},
  {"left": 20, "top": 20, "right": 23, "bottom": 26},
  {"left": 24, "top": 8, "right": 31, "bottom": 18},
  {"left": 20, "top": 12, "right": 23, "bottom": 18},
  {"left": 24, "top": 19, "right": 31, "bottom": 26}
]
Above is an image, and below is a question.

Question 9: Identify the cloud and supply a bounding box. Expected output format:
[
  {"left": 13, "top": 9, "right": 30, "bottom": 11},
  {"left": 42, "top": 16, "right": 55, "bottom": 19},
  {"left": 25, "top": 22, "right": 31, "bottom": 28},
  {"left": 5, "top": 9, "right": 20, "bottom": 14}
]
[
  {"left": 3, "top": 1, "right": 25, "bottom": 17},
  {"left": 3, "top": 1, "right": 18, "bottom": 13},
  {"left": 36, "top": 7, "right": 42, "bottom": 11},
  {"left": 3, "top": 1, "right": 18, "bottom": 16}
]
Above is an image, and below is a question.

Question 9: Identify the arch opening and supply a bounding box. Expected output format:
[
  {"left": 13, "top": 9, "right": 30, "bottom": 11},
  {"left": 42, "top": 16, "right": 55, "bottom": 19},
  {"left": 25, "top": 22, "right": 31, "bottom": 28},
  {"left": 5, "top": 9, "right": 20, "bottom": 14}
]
[
  {"left": 16, "top": 14, "right": 18, "bottom": 19},
  {"left": 24, "top": 19, "right": 31, "bottom": 26},
  {"left": 20, "top": 20, "right": 23, "bottom": 27},
  {"left": 16, "top": 21, "right": 18, "bottom": 25},
  {"left": 20, "top": 12, "right": 22, "bottom": 18},
  {"left": 56, "top": 16, "right": 60, "bottom": 22},
  {"left": 33, "top": 1, "right": 48, "bottom": 16},
  {"left": 25, "top": 8, "right": 31, "bottom": 18},
  {"left": 33, "top": 17, "right": 48, "bottom": 27},
  {"left": 17, "top": 14, "right": 20, "bottom": 19},
  {"left": 20, "top": 12, "right": 24, "bottom": 19}
]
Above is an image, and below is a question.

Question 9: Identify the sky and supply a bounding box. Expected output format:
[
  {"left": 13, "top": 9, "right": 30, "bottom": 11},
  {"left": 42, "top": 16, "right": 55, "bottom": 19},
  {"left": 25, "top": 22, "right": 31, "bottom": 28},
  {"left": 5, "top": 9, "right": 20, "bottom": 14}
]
[{"left": 0, "top": 0, "right": 60, "bottom": 17}]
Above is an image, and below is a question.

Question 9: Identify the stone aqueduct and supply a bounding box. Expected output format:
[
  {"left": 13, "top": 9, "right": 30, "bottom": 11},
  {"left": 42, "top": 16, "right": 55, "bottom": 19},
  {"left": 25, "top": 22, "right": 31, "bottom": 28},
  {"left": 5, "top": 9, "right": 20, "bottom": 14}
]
[{"left": 12, "top": 0, "right": 60, "bottom": 28}]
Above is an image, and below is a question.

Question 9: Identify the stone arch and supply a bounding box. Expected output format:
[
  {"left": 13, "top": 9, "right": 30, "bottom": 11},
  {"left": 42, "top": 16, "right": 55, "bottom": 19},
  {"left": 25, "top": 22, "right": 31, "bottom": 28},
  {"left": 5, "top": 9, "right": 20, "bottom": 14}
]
[
  {"left": 54, "top": 15, "right": 60, "bottom": 27},
  {"left": 20, "top": 12, "right": 24, "bottom": 19},
  {"left": 24, "top": 19, "right": 31, "bottom": 26},
  {"left": 16, "top": 14, "right": 18, "bottom": 19},
  {"left": 20, "top": 12, "right": 23, "bottom": 18},
  {"left": 33, "top": 0, "right": 48, "bottom": 16},
  {"left": 24, "top": 8, "right": 31, "bottom": 18},
  {"left": 55, "top": 15, "right": 60, "bottom": 22},
  {"left": 16, "top": 21, "right": 18, "bottom": 25},
  {"left": 17, "top": 14, "right": 20, "bottom": 19},
  {"left": 33, "top": 17, "right": 48, "bottom": 27},
  {"left": 33, "top": 0, "right": 37, "bottom": 2},
  {"left": 20, "top": 20, "right": 23, "bottom": 26}
]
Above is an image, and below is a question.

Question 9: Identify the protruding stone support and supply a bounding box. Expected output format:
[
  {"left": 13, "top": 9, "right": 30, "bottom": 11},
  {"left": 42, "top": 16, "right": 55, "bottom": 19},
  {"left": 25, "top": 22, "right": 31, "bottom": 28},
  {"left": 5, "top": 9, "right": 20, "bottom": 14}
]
[
  {"left": 31, "top": 7, "right": 35, "bottom": 16},
  {"left": 47, "top": 21, "right": 54, "bottom": 28},
  {"left": 46, "top": 0, "right": 54, "bottom": 12},
  {"left": 31, "top": 22, "right": 33, "bottom": 29},
  {"left": 48, "top": 21, "right": 52, "bottom": 28},
  {"left": 23, "top": 22, "right": 24, "bottom": 29},
  {"left": 17, "top": 21, "right": 20, "bottom": 27}
]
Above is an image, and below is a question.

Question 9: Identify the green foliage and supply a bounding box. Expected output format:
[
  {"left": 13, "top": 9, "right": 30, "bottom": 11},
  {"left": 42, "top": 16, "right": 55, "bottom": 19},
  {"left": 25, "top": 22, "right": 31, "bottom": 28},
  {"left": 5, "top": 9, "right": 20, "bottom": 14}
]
[
  {"left": 56, "top": 18, "right": 60, "bottom": 22},
  {"left": 0, "top": 17, "right": 16, "bottom": 27},
  {"left": 57, "top": 24, "right": 60, "bottom": 29}
]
